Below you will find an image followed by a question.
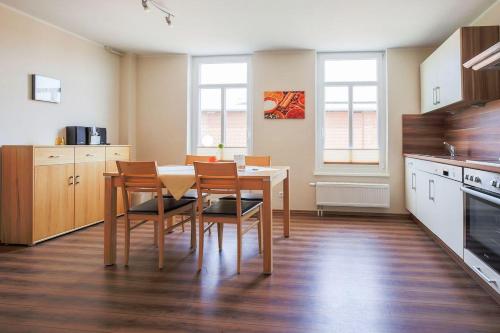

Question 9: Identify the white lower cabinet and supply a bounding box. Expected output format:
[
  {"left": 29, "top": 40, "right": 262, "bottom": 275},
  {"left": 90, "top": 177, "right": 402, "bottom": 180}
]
[{"left": 405, "top": 158, "right": 464, "bottom": 258}]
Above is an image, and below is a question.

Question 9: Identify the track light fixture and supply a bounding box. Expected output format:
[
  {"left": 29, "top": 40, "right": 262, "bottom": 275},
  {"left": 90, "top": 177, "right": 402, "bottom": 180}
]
[{"left": 141, "top": 0, "right": 175, "bottom": 26}]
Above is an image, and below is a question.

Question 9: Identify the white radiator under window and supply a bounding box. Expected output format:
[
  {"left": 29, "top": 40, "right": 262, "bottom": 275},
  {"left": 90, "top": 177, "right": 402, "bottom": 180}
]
[{"left": 314, "top": 182, "right": 390, "bottom": 211}]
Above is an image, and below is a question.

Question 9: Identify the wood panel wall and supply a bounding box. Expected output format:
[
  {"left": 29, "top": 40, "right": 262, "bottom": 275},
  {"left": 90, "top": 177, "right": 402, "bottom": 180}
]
[
  {"left": 402, "top": 100, "right": 500, "bottom": 159},
  {"left": 402, "top": 113, "right": 446, "bottom": 155}
]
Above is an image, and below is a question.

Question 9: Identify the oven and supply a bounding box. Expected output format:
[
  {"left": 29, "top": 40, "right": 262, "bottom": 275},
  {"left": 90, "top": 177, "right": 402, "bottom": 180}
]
[{"left": 462, "top": 167, "right": 500, "bottom": 292}]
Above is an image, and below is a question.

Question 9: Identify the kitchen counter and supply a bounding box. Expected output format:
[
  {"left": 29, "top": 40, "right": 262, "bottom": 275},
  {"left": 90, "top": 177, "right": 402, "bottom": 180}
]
[{"left": 404, "top": 154, "right": 500, "bottom": 174}]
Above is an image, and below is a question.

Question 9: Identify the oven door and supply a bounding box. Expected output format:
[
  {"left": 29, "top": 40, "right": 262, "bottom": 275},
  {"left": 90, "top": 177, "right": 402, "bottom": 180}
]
[{"left": 461, "top": 186, "right": 500, "bottom": 274}]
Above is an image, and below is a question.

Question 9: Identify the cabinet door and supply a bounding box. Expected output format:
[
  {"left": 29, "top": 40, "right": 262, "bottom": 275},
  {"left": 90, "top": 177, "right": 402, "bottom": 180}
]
[
  {"left": 415, "top": 170, "right": 438, "bottom": 231},
  {"left": 106, "top": 160, "right": 126, "bottom": 215},
  {"left": 420, "top": 56, "right": 438, "bottom": 113},
  {"left": 434, "top": 176, "right": 464, "bottom": 258},
  {"left": 34, "top": 164, "right": 75, "bottom": 242},
  {"left": 436, "top": 29, "right": 462, "bottom": 108},
  {"left": 75, "top": 162, "right": 106, "bottom": 228},
  {"left": 405, "top": 159, "right": 417, "bottom": 215}
]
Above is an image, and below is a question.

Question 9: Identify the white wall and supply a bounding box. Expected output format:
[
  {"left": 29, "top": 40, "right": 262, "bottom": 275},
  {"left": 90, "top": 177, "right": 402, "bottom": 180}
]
[
  {"left": 136, "top": 54, "right": 190, "bottom": 164},
  {"left": 0, "top": 4, "right": 120, "bottom": 146},
  {"left": 119, "top": 53, "right": 138, "bottom": 158}
]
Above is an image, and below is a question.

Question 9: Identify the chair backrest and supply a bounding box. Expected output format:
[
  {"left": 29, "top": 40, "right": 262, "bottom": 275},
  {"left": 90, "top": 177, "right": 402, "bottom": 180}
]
[
  {"left": 193, "top": 162, "right": 242, "bottom": 216},
  {"left": 245, "top": 155, "right": 271, "bottom": 167},
  {"left": 185, "top": 155, "right": 216, "bottom": 165},
  {"left": 116, "top": 161, "right": 163, "bottom": 215}
]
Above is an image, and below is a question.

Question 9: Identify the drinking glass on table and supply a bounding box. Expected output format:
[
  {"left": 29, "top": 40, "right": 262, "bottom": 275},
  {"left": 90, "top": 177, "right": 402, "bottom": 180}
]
[{"left": 234, "top": 154, "right": 246, "bottom": 171}]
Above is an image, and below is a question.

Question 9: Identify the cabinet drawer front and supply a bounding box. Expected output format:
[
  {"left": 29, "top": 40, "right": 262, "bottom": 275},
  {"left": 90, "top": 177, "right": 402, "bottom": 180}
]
[
  {"left": 75, "top": 147, "right": 106, "bottom": 163},
  {"left": 34, "top": 148, "right": 74, "bottom": 165},
  {"left": 106, "top": 147, "right": 130, "bottom": 161}
]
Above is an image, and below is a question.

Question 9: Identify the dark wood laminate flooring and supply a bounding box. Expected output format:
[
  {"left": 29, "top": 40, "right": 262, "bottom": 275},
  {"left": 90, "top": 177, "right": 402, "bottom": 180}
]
[{"left": 0, "top": 215, "right": 499, "bottom": 333}]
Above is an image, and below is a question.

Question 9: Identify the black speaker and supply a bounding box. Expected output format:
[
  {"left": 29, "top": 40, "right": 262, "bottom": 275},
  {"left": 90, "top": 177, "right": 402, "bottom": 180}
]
[{"left": 66, "top": 126, "right": 86, "bottom": 145}]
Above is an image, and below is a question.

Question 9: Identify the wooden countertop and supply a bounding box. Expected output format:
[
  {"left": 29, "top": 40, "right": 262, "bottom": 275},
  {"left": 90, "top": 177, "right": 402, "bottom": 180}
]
[{"left": 404, "top": 154, "right": 500, "bottom": 174}]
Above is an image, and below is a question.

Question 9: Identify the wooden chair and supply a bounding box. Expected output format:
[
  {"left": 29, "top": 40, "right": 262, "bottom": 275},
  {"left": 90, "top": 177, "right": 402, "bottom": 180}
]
[
  {"left": 220, "top": 155, "right": 271, "bottom": 202},
  {"left": 164, "top": 155, "right": 215, "bottom": 232},
  {"left": 117, "top": 161, "right": 197, "bottom": 269},
  {"left": 194, "top": 162, "right": 263, "bottom": 274},
  {"left": 185, "top": 154, "right": 216, "bottom": 165},
  {"left": 245, "top": 155, "right": 271, "bottom": 167}
]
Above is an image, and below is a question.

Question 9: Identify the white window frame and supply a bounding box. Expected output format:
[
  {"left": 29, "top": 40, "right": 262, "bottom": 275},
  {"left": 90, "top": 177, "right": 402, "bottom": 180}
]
[
  {"left": 315, "top": 52, "right": 388, "bottom": 177},
  {"left": 190, "top": 55, "right": 253, "bottom": 155}
]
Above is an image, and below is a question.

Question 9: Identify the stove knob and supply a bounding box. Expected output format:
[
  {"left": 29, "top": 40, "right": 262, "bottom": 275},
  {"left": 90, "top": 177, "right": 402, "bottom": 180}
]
[
  {"left": 490, "top": 180, "right": 498, "bottom": 187},
  {"left": 465, "top": 175, "right": 470, "bottom": 180},
  {"left": 474, "top": 176, "right": 481, "bottom": 183}
]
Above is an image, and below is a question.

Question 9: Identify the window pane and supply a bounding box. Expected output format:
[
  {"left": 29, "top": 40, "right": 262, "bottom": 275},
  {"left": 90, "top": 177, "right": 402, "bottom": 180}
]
[
  {"left": 200, "top": 111, "right": 221, "bottom": 147},
  {"left": 225, "top": 111, "right": 247, "bottom": 147},
  {"left": 325, "top": 86, "right": 348, "bottom": 102},
  {"left": 353, "top": 86, "right": 377, "bottom": 102},
  {"left": 325, "top": 59, "right": 377, "bottom": 82},
  {"left": 324, "top": 109, "right": 349, "bottom": 150},
  {"left": 200, "top": 63, "right": 247, "bottom": 84},
  {"left": 325, "top": 103, "right": 349, "bottom": 111},
  {"left": 200, "top": 88, "right": 221, "bottom": 111},
  {"left": 225, "top": 88, "right": 247, "bottom": 111},
  {"left": 352, "top": 111, "right": 378, "bottom": 149}
]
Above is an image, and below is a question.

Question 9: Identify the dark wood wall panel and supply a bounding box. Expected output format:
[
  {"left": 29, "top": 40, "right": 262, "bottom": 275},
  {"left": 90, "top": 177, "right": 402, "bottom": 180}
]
[
  {"left": 445, "top": 100, "right": 500, "bottom": 159},
  {"left": 402, "top": 114, "right": 446, "bottom": 155},
  {"left": 402, "top": 100, "right": 500, "bottom": 159}
]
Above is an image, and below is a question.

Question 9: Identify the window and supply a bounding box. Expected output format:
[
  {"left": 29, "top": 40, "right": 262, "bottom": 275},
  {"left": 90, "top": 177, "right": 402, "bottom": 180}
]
[
  {"left": 191, "top": 56, "right": 252, "bottom": 158},
  {"left": 316, "top": 53, "right": 387, "bottom": 176}
]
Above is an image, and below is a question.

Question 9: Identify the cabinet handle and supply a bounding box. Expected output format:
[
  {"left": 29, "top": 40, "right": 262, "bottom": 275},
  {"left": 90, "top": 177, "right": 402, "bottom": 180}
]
[
  {"left": 49, "top": 155, "right": 62, "bottom": 158},
  {"left": 472, "top": 266, "right": 496, "bottom": 284},
  {"left": 68, "top": 176, "right": 74, "bottom": 185},
  {"left": 436, "top": 86, "right": 440, "bottom": 104},
  {"left": 432, "top": 87, "right": 436, "bottom": 105},
  {"left": 86, "top": 154, "right": 95, "bottom": 157},
  {"left": 114, "top": 152, "right": 121, "bottom": 156},
  {"left": 75, "top": 175, "right": 80, "bottom": 185},
  {"left": 428, "top": 179, "right": 435, "bottom": 201},
  {"left": 411, "top": 173, "right": 416, "bottom": 190}
]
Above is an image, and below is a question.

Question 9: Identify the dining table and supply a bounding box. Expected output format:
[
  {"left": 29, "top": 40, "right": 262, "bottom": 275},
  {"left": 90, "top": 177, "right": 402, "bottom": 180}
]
[{"left": 103, "top": 164, "right": 290, "bottom": 274}]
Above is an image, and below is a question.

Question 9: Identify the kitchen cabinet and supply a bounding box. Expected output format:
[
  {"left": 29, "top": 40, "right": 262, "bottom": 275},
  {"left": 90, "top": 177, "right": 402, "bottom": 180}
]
[
  {"left": 406, "top": 159, "right": 464, "bottom": 258},
  {"left": 420, "top": 26, "right": 499, "bottom": 114},
  {"left": 1, "top": 145, "right": 131, "bottom": 245},
  {"left": 404, "top": 158, "right": 418, "bottom": 216}
]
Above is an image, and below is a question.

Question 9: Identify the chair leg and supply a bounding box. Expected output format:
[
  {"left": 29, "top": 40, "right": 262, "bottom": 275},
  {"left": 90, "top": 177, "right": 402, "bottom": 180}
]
[
  {"left": 237, "top": 222, "right": 242, "bottom": 274},
  {"left": 153, "top": 222, "right": 158, "bottom": 247},
  {"left": 167, "top": 217, "right": 174, "bottom": 234},
  {"left": 124, "top": 218, "right": 130, "bottom": 266},
  {"left": 190, "top": 205, "right": 197, "bottom": 250},
  {"left": 182, "top": 217, "right": 185, "bottom": 232},
  {"left": 158, "top": 219, "right": 165, "bottom": 269},
  {"left": 217, "top": 223, "right": 223, "bottom": 252},
  {"left": 258, "top": 208, "right": 263, "bottom": 254},
  {"left": 198, "top": 216, "right": 205, "bottom": 272}
]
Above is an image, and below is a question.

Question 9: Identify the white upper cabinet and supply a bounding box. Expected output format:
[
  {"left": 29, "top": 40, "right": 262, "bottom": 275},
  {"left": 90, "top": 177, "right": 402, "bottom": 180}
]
[{"left": 420, "top": 26, "right": 500, "bottom": 114}]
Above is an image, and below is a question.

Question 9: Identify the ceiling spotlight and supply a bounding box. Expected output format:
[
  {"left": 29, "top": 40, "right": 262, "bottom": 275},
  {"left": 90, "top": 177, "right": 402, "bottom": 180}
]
[
  {"left": 140, "top": 0, "right": 175, "bottom": 25},
  {"left": 165, "top": 14, "right": 172, "bottom": 26}
]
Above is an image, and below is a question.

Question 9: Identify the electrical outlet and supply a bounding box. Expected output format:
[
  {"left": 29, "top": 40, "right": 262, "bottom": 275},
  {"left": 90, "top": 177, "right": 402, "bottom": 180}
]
[{"left": 279, "top": 191, "right": 283, "bottom": 198}]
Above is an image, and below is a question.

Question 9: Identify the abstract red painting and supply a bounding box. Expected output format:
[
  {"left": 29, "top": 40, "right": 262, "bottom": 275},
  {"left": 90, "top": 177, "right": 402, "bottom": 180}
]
[{"left": 264, "top": 91, "right": 305, "bottom": 119}]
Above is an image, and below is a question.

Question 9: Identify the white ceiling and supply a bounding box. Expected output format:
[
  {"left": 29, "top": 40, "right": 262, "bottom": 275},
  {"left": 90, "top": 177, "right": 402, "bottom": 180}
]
[{"left": 0, "top": 0, "right": 496, "bottom": 55}]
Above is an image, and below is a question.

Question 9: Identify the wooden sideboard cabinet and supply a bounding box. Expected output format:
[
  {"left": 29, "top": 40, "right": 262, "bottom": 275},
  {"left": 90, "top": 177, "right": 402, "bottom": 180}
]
[{"left": 1, "top": 145, "right": 131, "bottom": 245}]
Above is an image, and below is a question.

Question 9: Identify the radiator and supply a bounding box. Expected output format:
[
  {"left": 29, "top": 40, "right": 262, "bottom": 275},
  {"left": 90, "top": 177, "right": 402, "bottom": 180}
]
[{"left": 314, "top": 182, "right": 390, "bottom": 213}]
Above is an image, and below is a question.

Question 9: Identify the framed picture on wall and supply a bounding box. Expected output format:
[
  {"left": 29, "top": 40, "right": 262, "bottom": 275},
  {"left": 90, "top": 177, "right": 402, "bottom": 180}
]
[
  {"left": 31, "top": 74, "right": 61, "bottom": 104},
  {"left": 264, "top": 91, "right": 305, "bottom": 119}
]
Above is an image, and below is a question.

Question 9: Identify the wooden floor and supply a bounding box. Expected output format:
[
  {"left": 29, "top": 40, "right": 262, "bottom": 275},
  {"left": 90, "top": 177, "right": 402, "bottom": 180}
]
[{"left": 0, "top": 215, "right": 500, "bottom": 333}]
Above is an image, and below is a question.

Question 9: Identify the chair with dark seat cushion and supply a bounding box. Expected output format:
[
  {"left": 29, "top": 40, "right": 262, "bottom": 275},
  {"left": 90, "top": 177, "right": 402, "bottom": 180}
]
[
  {"left": 203, "top": 200, "right": 262, "bottom": 216},
  {"left": 220, "top": 155, "right": 271, "bottom": 202},
  {"left": 194, "top": 162, "right": 263, "bottom": 274},
  {"left": 117, "top": 161, "right": 197, "bottom": 269}
]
